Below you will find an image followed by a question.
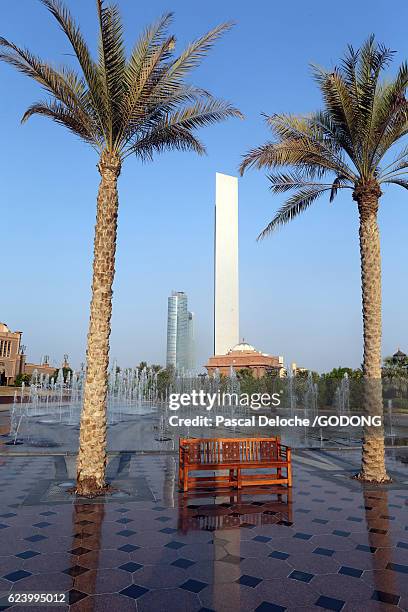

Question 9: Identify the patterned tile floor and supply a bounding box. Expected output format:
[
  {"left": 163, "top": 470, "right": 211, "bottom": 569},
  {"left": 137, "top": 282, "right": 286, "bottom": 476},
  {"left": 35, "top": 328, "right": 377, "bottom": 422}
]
[{"left": 0, "top": 448, "right": 407, "bottom": 611}]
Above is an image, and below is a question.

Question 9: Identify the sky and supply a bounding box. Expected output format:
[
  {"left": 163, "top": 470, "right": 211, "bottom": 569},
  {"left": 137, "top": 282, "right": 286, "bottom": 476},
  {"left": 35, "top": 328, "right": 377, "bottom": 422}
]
[{"left": 1, "top": 0, "right": 408, "bottom": 373}]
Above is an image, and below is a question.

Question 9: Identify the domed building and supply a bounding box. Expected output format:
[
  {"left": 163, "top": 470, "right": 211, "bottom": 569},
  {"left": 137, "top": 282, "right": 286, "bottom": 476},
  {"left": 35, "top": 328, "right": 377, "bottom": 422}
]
[
  {"left": 205, "top": 341, "right": 284, "bottom": 378},
  {"left": 391, "top": 348, "right": 408, "bottom": 366}
]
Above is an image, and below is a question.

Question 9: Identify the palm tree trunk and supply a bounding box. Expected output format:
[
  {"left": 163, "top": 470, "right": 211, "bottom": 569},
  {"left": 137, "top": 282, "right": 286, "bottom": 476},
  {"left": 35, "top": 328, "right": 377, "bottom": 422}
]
[
  {"left": 354, "top": 182, "right": 389, "bottom": 483},
  {"left": 76, "top": 150, "right": 121, "bottom": 496}
]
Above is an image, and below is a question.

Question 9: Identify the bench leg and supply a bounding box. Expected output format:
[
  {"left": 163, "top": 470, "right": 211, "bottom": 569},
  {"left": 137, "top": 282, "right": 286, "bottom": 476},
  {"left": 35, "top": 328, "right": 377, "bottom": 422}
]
[
  {"left": 287, "top": 451, "right": 292, "bottom": 487},
  {"left": 183, "top": 467, "right": 189, "bottom": 492}
]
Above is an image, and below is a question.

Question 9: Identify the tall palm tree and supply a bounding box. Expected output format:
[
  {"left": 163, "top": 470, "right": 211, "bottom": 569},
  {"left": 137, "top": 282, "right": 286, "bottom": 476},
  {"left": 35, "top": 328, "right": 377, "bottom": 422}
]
[
  {"left": 0, "top": 0, "right": 241, "bottom": 496},
  {"left": 240, "top": 36, "right": 408, "bottom": 483}
]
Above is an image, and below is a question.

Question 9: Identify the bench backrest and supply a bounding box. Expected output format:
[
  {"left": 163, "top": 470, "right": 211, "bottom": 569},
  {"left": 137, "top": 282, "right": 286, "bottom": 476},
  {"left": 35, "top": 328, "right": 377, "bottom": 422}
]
[{"left": 180, "top": 437, "right": 281, "bottom": 464}]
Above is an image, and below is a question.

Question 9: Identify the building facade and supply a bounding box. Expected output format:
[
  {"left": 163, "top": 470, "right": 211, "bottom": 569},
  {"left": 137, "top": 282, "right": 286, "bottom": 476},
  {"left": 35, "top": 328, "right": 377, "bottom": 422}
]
[
  {"left": 0, "top": 323, "right": 24, "bottom": 385},
  {"left": 166, "top": 292, "right": 195, "bottom": 373},
  {"left": 214, "top": 173, "right": 239, "bottom": 355},
  {"left": 0, "top": 322, "right": 56, "bottom": 385},
  {"left": 205, "top": 341, "right": 284, "bottom": 379}
]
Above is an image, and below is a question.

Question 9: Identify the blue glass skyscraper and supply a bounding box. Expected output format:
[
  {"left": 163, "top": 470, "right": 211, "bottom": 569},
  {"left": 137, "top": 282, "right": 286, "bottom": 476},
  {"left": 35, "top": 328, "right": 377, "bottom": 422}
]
[{"left": 166, "top": 291, "right": 195, "bottom": 372}]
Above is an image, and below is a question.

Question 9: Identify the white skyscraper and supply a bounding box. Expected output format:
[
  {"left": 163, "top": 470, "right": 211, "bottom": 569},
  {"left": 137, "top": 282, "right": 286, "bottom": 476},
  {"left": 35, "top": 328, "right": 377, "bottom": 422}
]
[{"left": 214, "top": 173, "right": 239, "bottom": 355}]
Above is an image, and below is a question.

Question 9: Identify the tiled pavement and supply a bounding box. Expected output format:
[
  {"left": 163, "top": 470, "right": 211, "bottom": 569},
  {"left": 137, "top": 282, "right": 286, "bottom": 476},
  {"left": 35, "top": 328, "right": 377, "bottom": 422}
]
[{"left": 0, "top": 449, "right": 407, "bottom": 611}]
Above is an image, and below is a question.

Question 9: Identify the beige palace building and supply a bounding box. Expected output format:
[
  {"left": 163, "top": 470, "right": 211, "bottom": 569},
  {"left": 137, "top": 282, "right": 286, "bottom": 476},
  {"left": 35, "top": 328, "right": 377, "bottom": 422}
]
[
  {"left": 0, "top": 323, "right": 24, "bottom": 385},
  {"left": 0, "top": 322, "right": 55, "bottom": 385}
]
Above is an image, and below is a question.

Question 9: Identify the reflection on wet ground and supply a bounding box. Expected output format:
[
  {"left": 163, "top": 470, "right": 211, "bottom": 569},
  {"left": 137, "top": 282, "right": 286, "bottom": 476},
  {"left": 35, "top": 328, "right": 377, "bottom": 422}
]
[
  {"left": 178, "top": 488, "right": 293, "bottom": 534},
  {"left": 0, "top": 448, "right": 407, "bottom": 610},
  {"left": 0, "top": 411, "right": 10, "bottom": 440}
]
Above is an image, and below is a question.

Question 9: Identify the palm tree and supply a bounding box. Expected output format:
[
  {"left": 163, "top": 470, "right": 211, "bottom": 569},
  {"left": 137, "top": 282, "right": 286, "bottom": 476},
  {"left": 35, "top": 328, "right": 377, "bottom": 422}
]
[
  {"left": 0, "top": 0, "right": 241, "bottom": 496},
  {"left": 240, "top": 36, "right": 408, "bottom": 483}
]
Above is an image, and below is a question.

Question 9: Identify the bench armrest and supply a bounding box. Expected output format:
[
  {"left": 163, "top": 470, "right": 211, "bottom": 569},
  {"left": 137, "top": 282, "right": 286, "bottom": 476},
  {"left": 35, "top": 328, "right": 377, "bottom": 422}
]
[{"left": 279, "top": 445, "right": 292, "bottom": 461}]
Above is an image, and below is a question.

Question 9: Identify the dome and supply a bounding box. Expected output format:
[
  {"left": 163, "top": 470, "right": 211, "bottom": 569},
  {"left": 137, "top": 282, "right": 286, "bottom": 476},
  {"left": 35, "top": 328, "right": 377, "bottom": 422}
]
[
  {"left": 0, "top": 323, "right": 10, "bottom": 333},
  {"left": 230, "top": 341, "right": 256, "bottom": 353},
  {"left": 393, "top": 348, "right": 407, "bottom": 360}
]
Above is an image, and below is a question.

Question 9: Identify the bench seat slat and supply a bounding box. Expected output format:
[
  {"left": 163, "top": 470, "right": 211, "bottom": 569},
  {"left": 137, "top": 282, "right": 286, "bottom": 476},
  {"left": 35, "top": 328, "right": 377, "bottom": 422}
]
[{"left": 186, "top": 461, "right": 289, "bottom": 469}]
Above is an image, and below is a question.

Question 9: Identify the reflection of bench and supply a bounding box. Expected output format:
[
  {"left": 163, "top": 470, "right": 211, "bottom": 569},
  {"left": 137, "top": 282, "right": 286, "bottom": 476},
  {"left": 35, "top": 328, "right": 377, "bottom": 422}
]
[
  {"left": 179, "top": 437, "right": 292, "bottom": 492},
  {"left": 178, "top": 488, "right": 292, "bottom": 533}
]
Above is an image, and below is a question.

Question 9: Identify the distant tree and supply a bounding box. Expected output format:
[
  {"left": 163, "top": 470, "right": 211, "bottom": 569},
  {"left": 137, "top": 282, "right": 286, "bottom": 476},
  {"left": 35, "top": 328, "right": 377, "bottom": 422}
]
[
  {"left": 259, "top": 370, "right": 284, "bottom": 395},
  {"left": 157, "top": 366, "right": 175, "bottom": 398},
  {"left": 382, "top": 355, "right": 408, "bottom": 400},
  {"left": 321, "top": 367, "right": 363, "bottom": 381},
  {"left": 14, "top": 373, "right": 31, "bottom": 387},
  {"left": 236, "top": 368, "right": 259, "bottom": 394},
  {"left": 295, "top": 369, "right": 320, "bottom": 382},
  {"left": 319, "top": 367, "right": 363, "bottom": 409}
]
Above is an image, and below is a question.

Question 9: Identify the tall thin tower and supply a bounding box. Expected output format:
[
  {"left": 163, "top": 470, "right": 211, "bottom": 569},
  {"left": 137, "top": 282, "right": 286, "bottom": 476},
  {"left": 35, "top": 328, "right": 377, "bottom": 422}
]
[{"left": 214, "top": 172, "right": 239, "bottom": 355}]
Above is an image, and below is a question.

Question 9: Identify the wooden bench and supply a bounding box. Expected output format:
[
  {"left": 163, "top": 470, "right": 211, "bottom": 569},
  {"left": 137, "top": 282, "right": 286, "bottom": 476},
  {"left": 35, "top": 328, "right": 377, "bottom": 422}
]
[{"left": 179, "top": 437, "right": 292, "bottom": 492}]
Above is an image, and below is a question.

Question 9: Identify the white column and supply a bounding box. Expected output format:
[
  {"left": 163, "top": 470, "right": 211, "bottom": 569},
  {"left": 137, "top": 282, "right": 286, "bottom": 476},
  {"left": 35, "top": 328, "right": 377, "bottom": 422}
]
[{"left": 214, "top": 173, "right": 239, "bottom": 355}]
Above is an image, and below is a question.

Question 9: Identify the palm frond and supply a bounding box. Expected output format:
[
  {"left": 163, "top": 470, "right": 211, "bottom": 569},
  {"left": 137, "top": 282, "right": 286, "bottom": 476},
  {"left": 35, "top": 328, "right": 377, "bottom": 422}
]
[
  {"left": 118, "top": 31, "right": 177, "bottom": 145},
  {"left": 267, "top": 170, "right": 351, "bottom": 195},
  {"left": 22, "top": 100, "right": 100, "bottom": 147},
  {"left": 268, "top": 170, "right": 322, "bottom": 193},
  {"left": 340, "top": 42, "right": 360, "bottom": 101},
  {"left": 358, "top": 36, "right": 393, "bottom": 107},
  {"left": 382, "top": 177, "right": 408, "bottom": 189},
  {"left": 240, "top": 137, "right": 354, "bottom": 181},
  {"left": 164, "top": 22, "right": 233, "bottom": 82},
  {"left": 358, "top": 35, "right": 393, "bottom": 89},
  {"left": 367, "top": 62, "right": 408, "bottom": 165},
  {"left": 258, "top": 186, "right": 330, "bottom": 240},
  {"left": 123, "top": 98, "right": 240, "bottom": 158},
  {"left": 123, "top": 19, "right": 233, "bottom": 136},
  {"left": 124, "top": 125, "right": 205, "bottom": 161},
  {"left": 378, "top": 144, "right": 408, "bottom": 175},
  {"left": 120, "top": 13, "right": 175, "bottom": 136},
  {"left": 96, "top": 0, "right": 126, "bottom": 148},
  {"left": 0, "top": 36, "right": 102, "bottom": 142},
  {"left": 39, "top": 0, "right": 107, "bottom": 137},
  {"left": 123, "top": 85, "right": 213, "bottom": 142},
  {"left": 162, "top": 98, "right": 241, "bottom": 131},
  {"left": 312, "top": 66, "right": 360, "bottom": 161},
  {"left": 123, "top": 12, "right": 174, "bottom": 91},
  {"left": 329, "top": 175, "right": 349, "bottom": 201},
  {"left": 311, "top": 110, "right": 355, "bottom": 162},
  {"left": 0, "top": 37, "right": 83, "bottom": 107},
  {"left": 267, "top": 113, "right": 356, "bottom": 179}
]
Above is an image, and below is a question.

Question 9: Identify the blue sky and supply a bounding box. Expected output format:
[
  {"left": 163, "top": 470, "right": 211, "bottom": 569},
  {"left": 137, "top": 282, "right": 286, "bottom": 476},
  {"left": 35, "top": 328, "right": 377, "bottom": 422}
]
[{"left": 2, "top": 0, "right": 408, "bottom": 373}]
